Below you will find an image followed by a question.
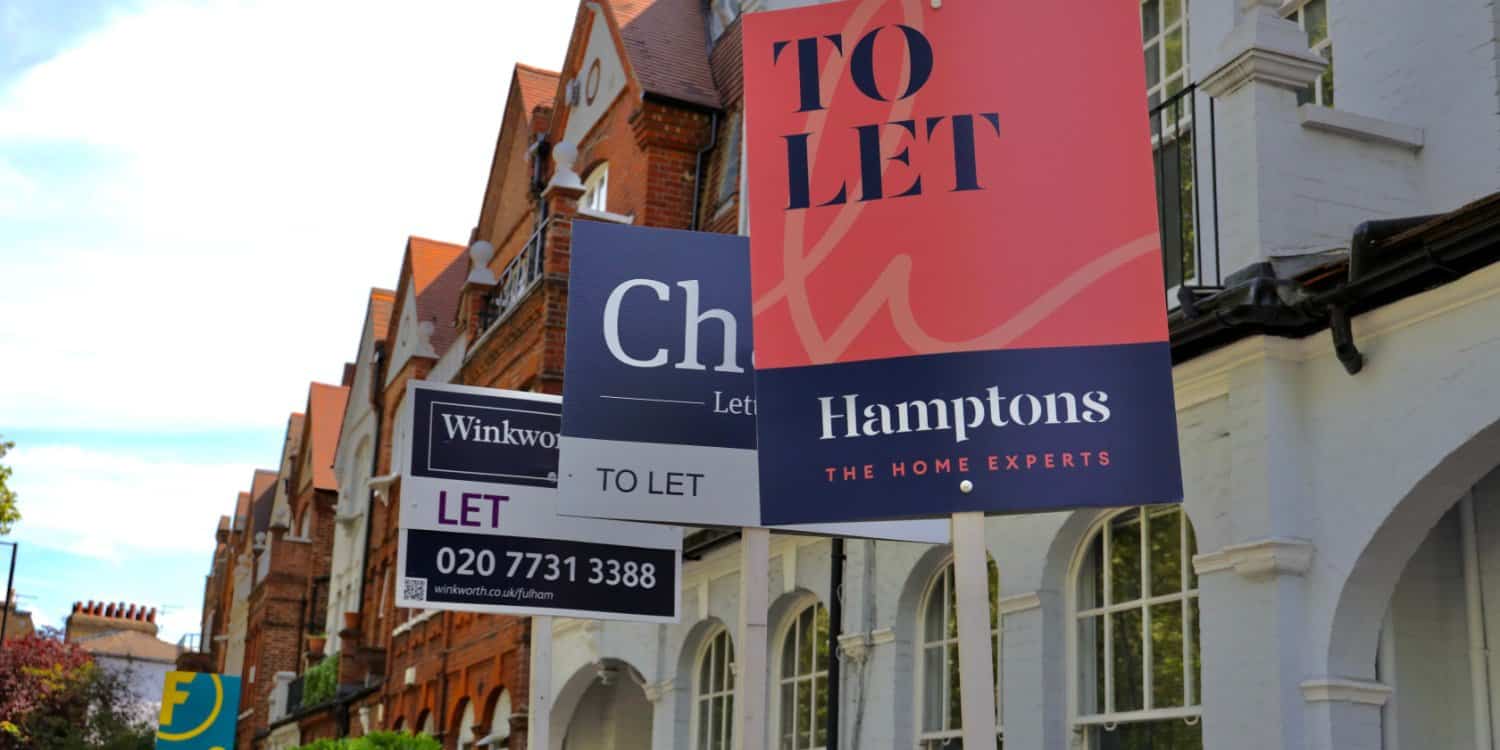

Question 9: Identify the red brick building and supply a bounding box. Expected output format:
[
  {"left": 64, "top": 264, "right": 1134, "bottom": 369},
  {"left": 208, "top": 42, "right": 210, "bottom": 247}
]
[{"left": 195, "top": 2, "right": 753, "bottom": 746}]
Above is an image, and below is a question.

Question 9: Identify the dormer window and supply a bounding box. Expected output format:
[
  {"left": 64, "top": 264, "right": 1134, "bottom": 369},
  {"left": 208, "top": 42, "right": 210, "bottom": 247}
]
[
  {"left": 707, "top": 0, "right": 740, "bottom": 45},
  {"left": 581, "top": 163, "right": 609, "bottom": 214}
]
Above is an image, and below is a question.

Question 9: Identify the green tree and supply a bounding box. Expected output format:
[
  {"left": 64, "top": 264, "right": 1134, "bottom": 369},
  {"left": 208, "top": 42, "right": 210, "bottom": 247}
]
[{"left": 0, "top": 437, "right": 18, "bottom": 535}]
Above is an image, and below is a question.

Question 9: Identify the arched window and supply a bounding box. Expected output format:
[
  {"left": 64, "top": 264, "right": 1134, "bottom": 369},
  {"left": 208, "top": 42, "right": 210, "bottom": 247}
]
[
  {"left": 456, "top": 700, "right": 476, "bottom": 748},
  {"left": 416, "top": 709, "right": 434, "bottom": 736},
  {"left": 1072, "top": 506, "right": 1201, "bottom": 748},
  {"left": 775, "top": 602, "right": 829, "bottom": 750},
  {"left": 478, "top": 691, "right": 512, "bottom": 747},
  {"left": 917, "top": 557, "right": 1001, "bottom": 749},
  {"left": 693, "top": 628, "right": 735, "bottom": 750},
  {"left": 581, "top": 163, "right": 609, "bottom": 214}
]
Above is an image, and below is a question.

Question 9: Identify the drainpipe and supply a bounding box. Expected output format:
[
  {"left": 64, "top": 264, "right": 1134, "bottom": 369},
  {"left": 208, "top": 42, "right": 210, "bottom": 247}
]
[
  {"left": 689, "top": 111, "right": 720, "bottom": 231},
  {"left": 1460, "top": 492, "right": 1494, "bottom": 750}
]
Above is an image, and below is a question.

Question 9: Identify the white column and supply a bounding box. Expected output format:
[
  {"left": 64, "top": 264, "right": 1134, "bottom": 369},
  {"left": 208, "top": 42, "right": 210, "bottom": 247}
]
[
  {"left": 734, "top": 528, "right": 771, "bottom": 750},
  {"left": 952, "top": 512, "right": 997, "bottom": 746},
  {"left": 528, "top": 616, "right": 553, "bottom": 750}
]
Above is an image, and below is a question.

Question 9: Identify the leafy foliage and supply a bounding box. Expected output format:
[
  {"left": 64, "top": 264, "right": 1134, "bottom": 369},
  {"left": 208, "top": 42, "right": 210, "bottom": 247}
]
[
  {"left": 0, "top": 634, "right": 155, "bottom": 749},
  {"left": 0, "top": 437, "right": 18, "bottom": 535},
  {"left": 292, "top": 731, "right": 441, "bottom": 750},
  {"left": 302, "top": 653, "right": 338, "bottom": 707}
]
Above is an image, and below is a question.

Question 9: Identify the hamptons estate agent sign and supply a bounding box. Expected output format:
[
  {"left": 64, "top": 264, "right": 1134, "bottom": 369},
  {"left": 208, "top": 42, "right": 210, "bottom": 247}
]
[
  {"left": 396, "top": 381, "right": 681, "bottom": 623},
  {"left": 743, "top": 0, "right": 1183, "bottom": 523},
  {"left": 556, "top": 220, "right": 946, "bottom": 541}
]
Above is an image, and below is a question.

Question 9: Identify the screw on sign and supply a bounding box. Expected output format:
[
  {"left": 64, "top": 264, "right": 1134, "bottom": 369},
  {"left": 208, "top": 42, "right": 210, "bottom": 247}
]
[{"left": 156, "top": 671, "right": 241, "bottom": 750}]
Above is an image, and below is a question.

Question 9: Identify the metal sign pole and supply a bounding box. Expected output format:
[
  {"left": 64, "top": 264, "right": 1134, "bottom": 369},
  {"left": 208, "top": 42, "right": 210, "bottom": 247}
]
[
  {"left": 951, "top": 512, "right": 997, "bottom": 746},
  {"left": 528, "top": 615, "right": 553, "bottom": 750},
  {"left": 0, "top": 542, "right": 15, "bottom": 650},
  {"left": 734, "top": 527, "right": 770, "bottom": 750}
]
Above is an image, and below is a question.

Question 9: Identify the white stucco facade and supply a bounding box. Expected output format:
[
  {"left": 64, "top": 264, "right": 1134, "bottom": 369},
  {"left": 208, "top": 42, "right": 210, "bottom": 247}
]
[
  {"left": 326, "top": 296, "right": 386, "bottom": 653},
  {"left": 545, "top": 1, "right": 1500, "bottom": 749}
]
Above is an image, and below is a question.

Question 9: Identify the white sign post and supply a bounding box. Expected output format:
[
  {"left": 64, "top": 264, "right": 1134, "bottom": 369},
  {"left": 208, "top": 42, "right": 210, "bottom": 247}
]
[
  {"left": 527, "top": 615, "right": 553, "bottom": 750},
  {"left": 733, "top": 527, "right": 770, "bottom": 750},
  {"left": 952, "top": 512, "right": 997, "bottom": 746}
]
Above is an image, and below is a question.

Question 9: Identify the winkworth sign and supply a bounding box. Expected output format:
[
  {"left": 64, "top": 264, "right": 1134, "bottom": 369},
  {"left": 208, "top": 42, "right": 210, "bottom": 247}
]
[
  {"left": 397, "top": 381, "right": 681, "bottom": 622},
  {"left": 742, "top": 0, "right": 1183, "bottom": 523},
  {"left": 556, "top": 220, "right": 946, "bottom": 542}
]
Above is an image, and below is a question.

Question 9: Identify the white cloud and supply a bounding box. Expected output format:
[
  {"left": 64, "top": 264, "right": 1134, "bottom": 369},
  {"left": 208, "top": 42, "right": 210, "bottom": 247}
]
[
  {"left": 6, "top": 442, "right": 255, "bottom": 558},
  {"left": 0, "top": 0, "right": 578, "bottom": 431}
]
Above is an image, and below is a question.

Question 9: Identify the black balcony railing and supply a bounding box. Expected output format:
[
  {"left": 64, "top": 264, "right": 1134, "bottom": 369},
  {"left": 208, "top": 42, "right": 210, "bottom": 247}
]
[
  {"left": 477, "top": 217, "right": 552, "bottom": 333},
  {"left": 1150, "top": 83, "right": 1221, "bottom": 307}
]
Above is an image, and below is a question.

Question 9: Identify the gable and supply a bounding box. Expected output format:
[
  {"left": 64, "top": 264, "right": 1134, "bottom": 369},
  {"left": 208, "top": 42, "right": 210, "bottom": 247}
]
[{"left": 563, "top": 4, "right": 630, "bottom": 146}]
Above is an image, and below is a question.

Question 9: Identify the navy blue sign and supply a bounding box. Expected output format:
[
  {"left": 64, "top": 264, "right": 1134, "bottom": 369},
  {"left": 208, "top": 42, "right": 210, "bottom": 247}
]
[
  {"left": 403, "top": 529, "right": 676, "bottom": 617},
  {"left": 563, "top": 220, "right": 754, "bottom": 450},
  {"left": 755, "top": 343, "right": 1182, "bottom": 524},
  {"left": 411, "top": 386, "right": 559, "bottom": 487}
]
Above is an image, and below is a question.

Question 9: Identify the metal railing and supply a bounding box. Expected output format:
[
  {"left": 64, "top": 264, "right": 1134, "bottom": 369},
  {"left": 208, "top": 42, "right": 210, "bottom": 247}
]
[
  {"left": 477, "top": 217, "right": 551, "bottom": 333},
  {"left": 1150, "top": 83, "right": 1222, "bottom": 308}
]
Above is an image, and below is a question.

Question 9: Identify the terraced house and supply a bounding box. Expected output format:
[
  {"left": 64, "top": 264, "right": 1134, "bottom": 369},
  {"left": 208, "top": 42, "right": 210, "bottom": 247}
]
[{"left": 195, "top": 1, "right": 1500, "bottom": 749}]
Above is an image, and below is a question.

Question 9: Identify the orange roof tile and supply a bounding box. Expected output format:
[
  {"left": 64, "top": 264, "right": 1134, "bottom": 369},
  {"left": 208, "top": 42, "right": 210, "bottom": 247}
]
[
  {"left": 250, "top": 469, "right": 277, "bottom": 503},
  {"left": 406, "top": 236, "right": 468, "bottom": 358},
  {"left": 307, "top": 382, "right": 350, "bottom": 492},
  {"left": 516, "top": 64, "right": 560, "bottom": 116},
  {"left": 370, "top": 288, "right": 396, "bottom": 341},
  {"left": 611, "top": 0, "right": 721, "bottom": 109}
]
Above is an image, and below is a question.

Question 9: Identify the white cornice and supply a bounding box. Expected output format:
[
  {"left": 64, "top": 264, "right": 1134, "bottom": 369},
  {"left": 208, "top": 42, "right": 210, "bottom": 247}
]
[
  {"left": 1194, "top": 537, "right": 1315, "bottom": 580},
  {"left": 1300, "top": 677, "right": 1392, "bottom": 706}
]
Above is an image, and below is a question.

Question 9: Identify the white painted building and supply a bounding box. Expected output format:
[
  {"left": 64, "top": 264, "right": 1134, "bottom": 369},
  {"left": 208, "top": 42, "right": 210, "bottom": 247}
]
[
  {"left": 540, "top": 1, "right": 1500, "bottom": 750},
  {"left": 326, "top": 289, "right": 395, "bottom": 654}
]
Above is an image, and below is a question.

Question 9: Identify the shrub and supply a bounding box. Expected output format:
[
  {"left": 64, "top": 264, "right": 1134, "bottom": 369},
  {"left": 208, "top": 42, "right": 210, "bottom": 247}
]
[
  {"left": 302, "top": 653, "right": 338, "bottom": 707},
  {"left": 292, "top": 731, "right": 441, "bottom": 750}
]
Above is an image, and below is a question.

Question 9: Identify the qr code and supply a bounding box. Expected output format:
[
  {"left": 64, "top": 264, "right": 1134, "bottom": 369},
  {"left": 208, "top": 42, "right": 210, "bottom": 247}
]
[{"left": 402, "top": 577, "right": 428, "bottom": 602}]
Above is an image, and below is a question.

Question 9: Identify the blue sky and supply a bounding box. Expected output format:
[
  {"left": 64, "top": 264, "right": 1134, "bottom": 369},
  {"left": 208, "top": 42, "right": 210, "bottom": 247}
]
[{"left": 0, "top": 0, "right": 577, "bottom": 642}]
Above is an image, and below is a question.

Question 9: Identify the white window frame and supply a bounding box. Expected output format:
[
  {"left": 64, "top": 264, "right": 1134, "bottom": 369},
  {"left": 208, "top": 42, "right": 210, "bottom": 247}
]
[
  {"left": 1067, "top": 506, "right": 1201, "bottom": 744},
  {"left": 1284, "top": 0, "right": 1333, "bottom": 107},
  {"left": 915, "top": 558, "right": 1002, "bottom": 749},
  {"left": 772, "top": 601, "right": 829, "bottom": 750},
  {"left": 692, "top": 627, "right": 736, "bottom": 750},
  {"left": 581, "top": 163, "right": 609, "bottom": 214}
]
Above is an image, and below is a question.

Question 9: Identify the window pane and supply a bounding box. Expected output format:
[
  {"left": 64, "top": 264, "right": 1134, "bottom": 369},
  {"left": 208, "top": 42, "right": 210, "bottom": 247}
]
[
  {"left": 923, "top": 646, "right": 946, "bottom": 731},
  {"left": 1141, "top": 0, "right": 1160, "bottom": 41},
  {"left": 1077, "top": 615, "right": 1104, "bottom": 715},
  {"left": 1304, "top": 0, "right": 1328, "bottom": 44},
  {"left": 1112, "top": 608, "right": 1145, "bottom": 713},
  {"left": 796, "top": 680, "right": 813, "bottom": 748},
  {"left": 1148, "top": 510, "right": 1183, "bottom": 596},
  {"left": 948, "top": 641, "right": 963, "bottom": 731},
  {"left": 1189, "top": 597, "right": 1202, "bottom": 706},
  {"left": 1164, "top": 0, "right": 1182, "bottom": 23},
  {"left": 1165, "top": 29, "right": 1183, "bottom": 76},
  {"left": 724, "top": 694, "right": 735, "bottom": 748},
  {"left": 1320, "top": 48, "right": 1335, "bottom": 107},
  {"left": 698, "top": 699, "right": 710, "bottom": 750},
  {"left": 1150, "top": 603, "right": 1186, "bottom": 709},
  {"left": 1111, "top": 514, "right": 1144, "bottom": 604},
  {"left": 926, "top": 570, "right": 949, "bottom": 644},
  {"left": 814, "top": 675, "right": 829, "bottom": 747},
  {"left": 1081, "top": 533, "right": 1105, "bottom": 610},
  {"left": 780, "top": 683, "right": 795, "bottom": 750},
  {"left": 798, "top": 610, "right": 815, "bottom": 674},
  {"left": 1144, "top": 42, "right": 1161, "bottom": 87},
  {"left": 814, "top": 606, "right": 830, "bottom": 663},
  {"left": 782, "top": 623, "right": 797, "bottom": 675},
  {"left": 1184, "top": 521, "right": 1199, "bottom": 590},
  {"left": 701, "top": 643, "right": 713, "bottom": 690}
]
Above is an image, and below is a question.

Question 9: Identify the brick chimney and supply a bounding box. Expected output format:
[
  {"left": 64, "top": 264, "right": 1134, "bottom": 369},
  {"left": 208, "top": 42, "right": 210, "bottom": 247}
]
[{"left": 65, "top": 598, "right": 160, "bottom": 642}]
